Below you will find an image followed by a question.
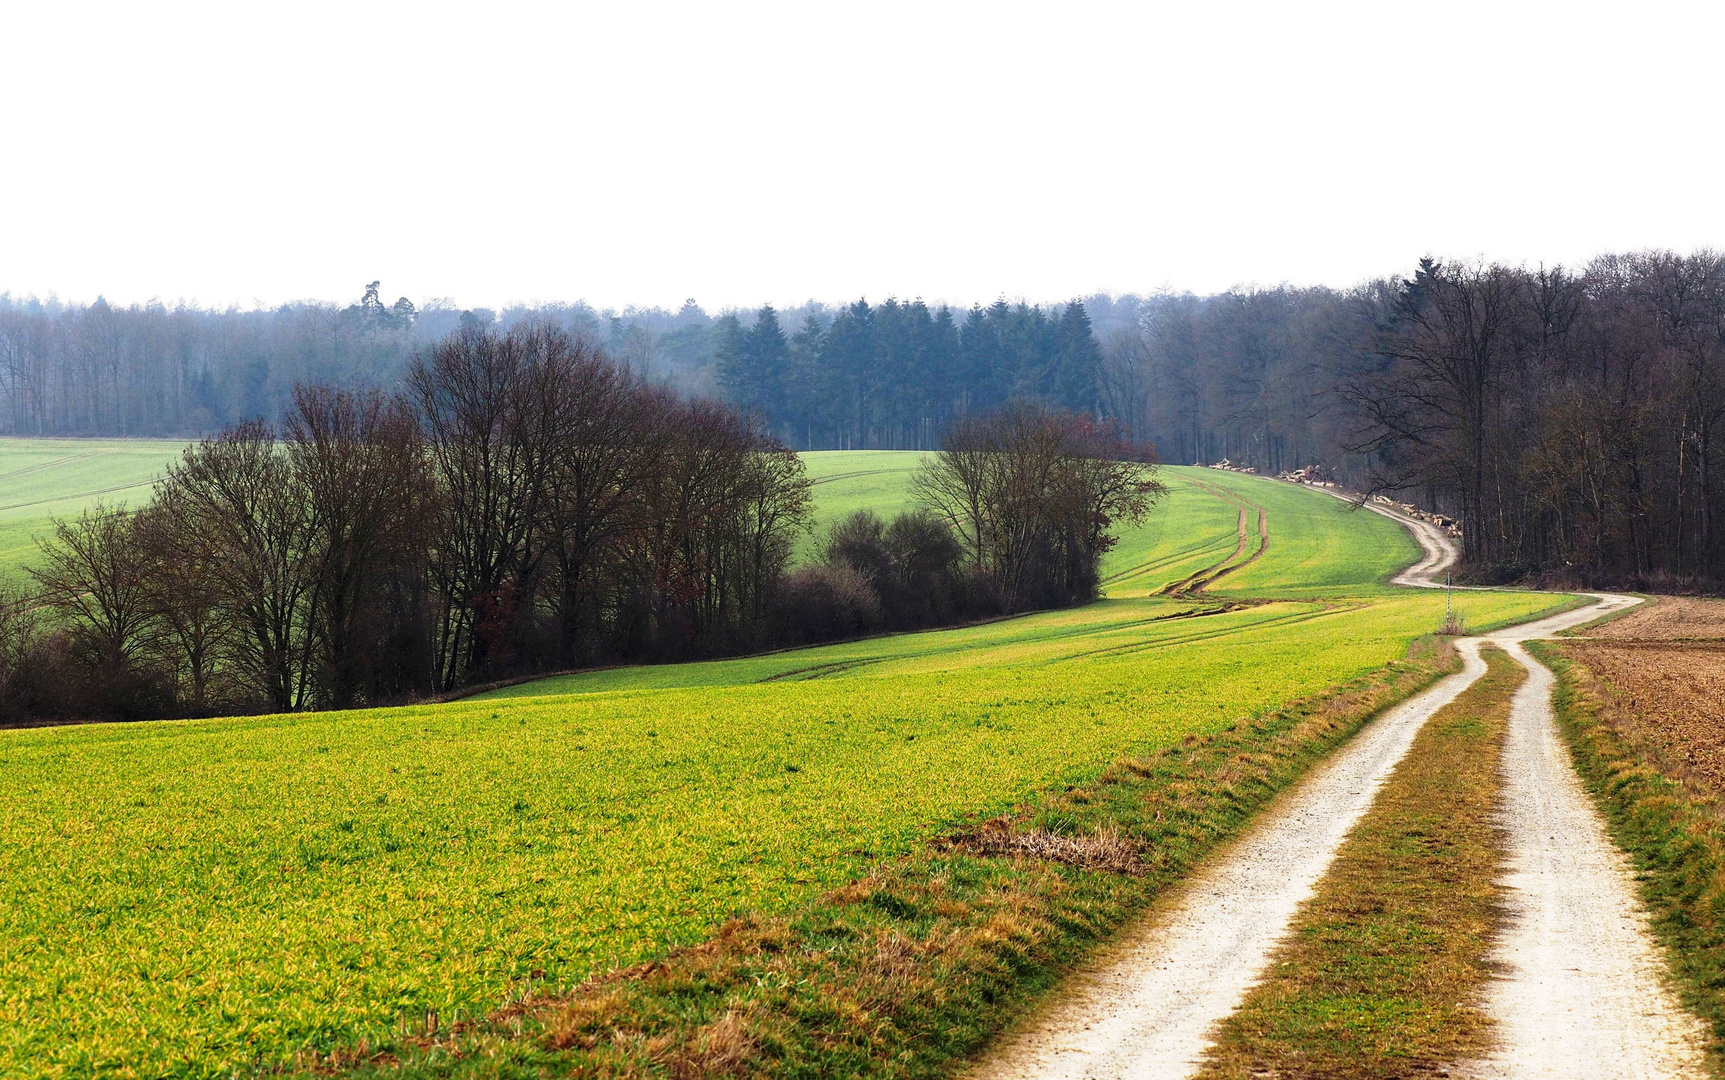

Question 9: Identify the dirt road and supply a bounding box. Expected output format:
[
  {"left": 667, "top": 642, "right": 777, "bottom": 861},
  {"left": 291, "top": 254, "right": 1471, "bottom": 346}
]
[
  {"left": 967, "top": 493, "right": 1706, "bottom": 1080},
  {"left": 1465, "top": 634, "right": 1710, "bottom": 1078},
  {"left": 963, "top": 637, "right": 1487, "bottom": 1079}
]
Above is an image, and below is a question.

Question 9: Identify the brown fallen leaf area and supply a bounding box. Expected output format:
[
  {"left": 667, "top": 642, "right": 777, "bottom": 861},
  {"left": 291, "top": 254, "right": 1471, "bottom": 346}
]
[{"left": 1562, "top": 596, "right": 1725, "bottom": 798}]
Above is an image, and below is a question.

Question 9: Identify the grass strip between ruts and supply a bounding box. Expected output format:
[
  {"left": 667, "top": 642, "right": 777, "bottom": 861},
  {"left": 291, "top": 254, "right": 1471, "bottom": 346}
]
[
  {"left": 1197, "top": 645, "right": 1524, "bottom": 1079},
  {"left": 1534, "top": 641, "right": 1725, "bottom": 1075},
  {"left": 310, "top": 640, "right": 1463, "bottom": 1079}
]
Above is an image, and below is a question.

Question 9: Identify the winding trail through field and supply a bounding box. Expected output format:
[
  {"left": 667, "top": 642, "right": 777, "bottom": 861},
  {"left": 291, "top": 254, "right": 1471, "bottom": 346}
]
[{"left": 967, "top": 485, "right": 1708, "bottom": 1080}]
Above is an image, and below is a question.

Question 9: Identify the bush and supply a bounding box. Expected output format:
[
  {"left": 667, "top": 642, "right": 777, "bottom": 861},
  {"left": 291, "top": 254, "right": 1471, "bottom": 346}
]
[
  {"left": 772, "top": 564, "right": 883, "bottom": 645},
  {"left": 825, "top": 511, "right": 891, "bottom": 585}
]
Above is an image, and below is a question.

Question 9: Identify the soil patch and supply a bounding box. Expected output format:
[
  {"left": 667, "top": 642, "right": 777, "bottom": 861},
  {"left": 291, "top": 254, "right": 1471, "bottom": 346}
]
[
  {"left": 1583, "top": 595, "right": 1725, "bottom": 641},
  {"left": 1561, "top": 641, "right": 1725, "bottom": 797}
]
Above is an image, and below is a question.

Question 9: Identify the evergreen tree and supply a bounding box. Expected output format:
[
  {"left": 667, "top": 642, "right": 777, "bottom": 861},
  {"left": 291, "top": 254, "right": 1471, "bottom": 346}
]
[
  {"left": 746, "top": 305, "right": 790, "bottom": 426},
  {"left": 1052, "top": 300, "right": 1103, "bottom": 413},
  {"left": 820, "top": 301, "right": 875, "bottom": 448},
  {"left": 713, "top": 313, "right": 751, "bottom": 407}
]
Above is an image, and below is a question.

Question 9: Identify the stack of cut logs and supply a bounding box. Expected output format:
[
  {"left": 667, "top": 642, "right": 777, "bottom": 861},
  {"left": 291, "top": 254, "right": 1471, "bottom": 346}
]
[{"left": 1370, "top": 494, "right": 1463, "bottom": 538}]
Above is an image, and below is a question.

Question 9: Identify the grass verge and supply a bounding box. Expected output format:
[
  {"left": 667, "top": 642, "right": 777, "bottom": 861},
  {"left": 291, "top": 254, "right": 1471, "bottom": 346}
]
[
  {"left": 319, "top": 640, "right": 1462, "bottom": 1078},
  {"left": 1535, "top": 641, "right": 1725, "bottom": 1074},
  {"left": 1196, "top": 645, "right": 1524, "bottom": 1079}
]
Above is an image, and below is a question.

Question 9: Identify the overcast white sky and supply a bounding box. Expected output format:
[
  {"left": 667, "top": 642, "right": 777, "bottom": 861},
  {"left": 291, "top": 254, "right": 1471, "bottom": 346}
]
[{"left": 4, "top": 0, "right": 1722, "bottom": 312}]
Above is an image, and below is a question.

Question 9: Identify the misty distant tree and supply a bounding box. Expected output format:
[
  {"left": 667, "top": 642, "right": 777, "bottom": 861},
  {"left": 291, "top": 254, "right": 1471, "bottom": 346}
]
[{"left": 716, "top": 305, "right": 790, "bottom": 422}]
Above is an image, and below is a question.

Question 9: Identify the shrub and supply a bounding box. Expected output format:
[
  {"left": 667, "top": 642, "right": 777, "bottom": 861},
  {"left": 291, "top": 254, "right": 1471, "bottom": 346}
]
[{"left": 772, "top": 564, "right": 883, "bottom": 645}]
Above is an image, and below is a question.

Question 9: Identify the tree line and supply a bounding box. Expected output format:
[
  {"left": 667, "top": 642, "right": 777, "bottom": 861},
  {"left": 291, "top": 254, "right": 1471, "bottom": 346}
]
[
  {"left": 0, "top": 329, "right": 1157, "bottom": 723},
  {"left": 715, "top": 299, "right": 1106, "bottom": 450},
  {"left": 1089, "top": 252, "right": 1725, "bottom": 589},
  {"left": 0, "top": 288, "right": 1125, "bottom": 445},
  {"left": 1340, "top": 253, "right": 1725, "bottom": 587},
  {"left": 9, "top": 249, "right": 1725, "bottom": 589}
]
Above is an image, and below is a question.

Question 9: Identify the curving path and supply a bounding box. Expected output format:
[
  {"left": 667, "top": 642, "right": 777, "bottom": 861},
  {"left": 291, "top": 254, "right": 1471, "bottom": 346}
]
[
  {"left": 966, "top": 488, "right": 1707, "bottom": 1080},
  {"left": 1361, "top": 500, "right": 1708, "bottom": 1075}
]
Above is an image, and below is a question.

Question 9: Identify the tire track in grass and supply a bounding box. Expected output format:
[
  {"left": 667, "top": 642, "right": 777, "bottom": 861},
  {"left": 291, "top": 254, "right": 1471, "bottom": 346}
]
[
  {"left": 1161, "top": 479, "right": 1269, "bottom": 597},
  {"left": 0, "top": 448, "right": 112, "bottom": 483},
  {"left": 1054, "top": 603, "right": 1353, "bottom": 665},
  {"left": 0, "top": 477, "right": 160, "bottom": 513}
]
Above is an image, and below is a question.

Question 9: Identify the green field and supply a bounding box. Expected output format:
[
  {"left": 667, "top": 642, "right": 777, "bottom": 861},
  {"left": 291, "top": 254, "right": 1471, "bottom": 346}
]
[
  {"left": 0, "top": 449, "right": 1560, "bottom": 1078},
  {"left": 0, "top": 438, "right": 185, "bottom": 579},
  {"left": 797, "top": 449, "right": 929, "bottom": 561}
]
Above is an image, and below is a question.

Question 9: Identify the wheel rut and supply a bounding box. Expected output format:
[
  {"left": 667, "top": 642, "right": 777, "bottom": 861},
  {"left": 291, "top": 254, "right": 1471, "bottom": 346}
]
[{"left": 1160, "top": 480, "right": 1268, "bottom": 597}]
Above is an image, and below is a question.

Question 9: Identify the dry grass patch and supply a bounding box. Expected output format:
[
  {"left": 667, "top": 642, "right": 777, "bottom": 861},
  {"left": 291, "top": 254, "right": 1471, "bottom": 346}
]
[
  {"left": 1197, "top": 645, "right": 1525, "bottom": 1080},
  {"left": 941, "top": 818, "right": 1145, "bottom": 876}
]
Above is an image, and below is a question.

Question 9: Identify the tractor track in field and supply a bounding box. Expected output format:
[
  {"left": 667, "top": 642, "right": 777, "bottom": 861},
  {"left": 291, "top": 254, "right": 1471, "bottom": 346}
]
[
  {"left": 0, "top": 477, "right": 159, "bottom": 513},
  {"left": 0, "top": 449, "right": 114, "bottom": 483},
  {"left": 1160, "top": 480, "right": 1268, "bottom": 597},
  {"left": 968, "top": 482, "right": 1708, "bottom": 1080}
]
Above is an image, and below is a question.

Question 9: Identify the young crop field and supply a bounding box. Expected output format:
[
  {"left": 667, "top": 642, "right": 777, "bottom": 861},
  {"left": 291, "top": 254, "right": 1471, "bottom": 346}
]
[
  {"left": 795, "top": 449, "right": 929, "bottom": 562},
  {"left": 0, "top": 437, "right": 185, "bottom": 579},
  {"left": 0, "top": 449, "right": 1562, "bottom": 1078}
]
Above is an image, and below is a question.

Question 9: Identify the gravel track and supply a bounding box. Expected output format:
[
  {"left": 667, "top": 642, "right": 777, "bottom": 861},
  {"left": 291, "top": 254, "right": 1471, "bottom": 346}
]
[
  {"left": 963, "top": 643, "right": 1491, "bottom": 1080},
  {"left": 967, "top": 487, "right": 1707, "bottom": 1080},
  {"left": 1464, "top": 632, "right": 1710, "bottom": 1078}
]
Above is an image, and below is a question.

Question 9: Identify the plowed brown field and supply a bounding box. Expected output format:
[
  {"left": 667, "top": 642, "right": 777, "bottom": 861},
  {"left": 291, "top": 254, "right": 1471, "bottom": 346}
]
[
  {"left": 1562, "top": 597, "right": 1725, "bottom": 797},
  {"left": 1586, "top": 595, "right": 1725, "bottom": 641}
]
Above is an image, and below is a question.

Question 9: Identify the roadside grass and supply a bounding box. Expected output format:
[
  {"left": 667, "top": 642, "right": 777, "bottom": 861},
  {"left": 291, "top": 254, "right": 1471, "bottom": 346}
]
[
  {"left": 323, "top": 639, "right": 1465, "bottom": 1077},
  {"left": 0, "top": 437, "right": 184, "bottom": 578},
  {"left": 1197, "top": 645, "right": 1523, "bottom": 1079},
  {"left": 1537, "top": 640, "right": 1725, "bottom": 1073}
]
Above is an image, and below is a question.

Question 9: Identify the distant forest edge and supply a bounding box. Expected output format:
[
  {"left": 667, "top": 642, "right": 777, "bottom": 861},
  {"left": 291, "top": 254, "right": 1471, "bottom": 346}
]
[
  {"left": 5, "top": 249, "right": 1725, "bottom": 588},
  {"left": 0, "top": 286, "right": 1141, "bottom": 453}
]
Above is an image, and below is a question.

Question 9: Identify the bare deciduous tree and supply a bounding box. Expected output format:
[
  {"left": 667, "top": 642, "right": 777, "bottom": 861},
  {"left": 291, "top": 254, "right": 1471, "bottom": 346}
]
[{"left": 916, "top": 404, "right": 1162, "bottom": 609}]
